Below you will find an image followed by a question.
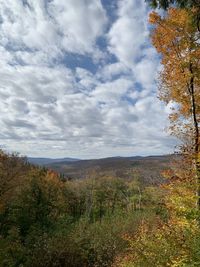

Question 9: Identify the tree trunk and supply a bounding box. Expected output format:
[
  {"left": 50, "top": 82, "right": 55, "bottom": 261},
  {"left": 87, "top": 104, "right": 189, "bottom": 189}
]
[{"left": 189, "top": 63, "right": 200, "bottom": 209}]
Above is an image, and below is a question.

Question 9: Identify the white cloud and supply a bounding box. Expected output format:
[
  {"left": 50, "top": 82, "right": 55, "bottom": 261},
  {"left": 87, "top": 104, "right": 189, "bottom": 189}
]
[
  {"left": 91, "top": 78, "right": 133, "bottom": 104},
  {"left": 98, "top": 62, "right": 130, "bottom": 81},
  {"left": 133, "top": 54, "right": 159, "bottom": 90},
  {"left": 0, "top": 0, "right": 177, "bottom": 158},
  {"left": 0, "top": 0, "right": 108, "bottom": 60},
  {"left": 107, "top": 0, "right": 148, "bottom": 66},
  {"left": 48, "top": 0, "right": 108, "bottom": 55}
]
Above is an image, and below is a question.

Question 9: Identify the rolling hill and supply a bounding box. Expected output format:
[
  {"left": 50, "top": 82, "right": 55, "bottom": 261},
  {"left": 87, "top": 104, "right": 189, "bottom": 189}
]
[{"left": 43, "top": 155, "right": 176, "bottom": 185}]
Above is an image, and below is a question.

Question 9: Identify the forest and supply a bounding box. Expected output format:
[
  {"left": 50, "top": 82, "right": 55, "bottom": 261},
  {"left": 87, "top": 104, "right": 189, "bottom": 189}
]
[
  {"left": 0, "top": 0, "right": 200, "bottom": 266},
  {"left": 0, "top": 151, "right": 168, "bottom": 267}
]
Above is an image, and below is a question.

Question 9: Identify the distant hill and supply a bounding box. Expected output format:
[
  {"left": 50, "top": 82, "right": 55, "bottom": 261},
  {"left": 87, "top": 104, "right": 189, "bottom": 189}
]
[
  {"left": 28, "top": 157, "right": 80, "bottom": 165},
  {"left": 44, "top": 155, "right": 177, "bottom": 185}
]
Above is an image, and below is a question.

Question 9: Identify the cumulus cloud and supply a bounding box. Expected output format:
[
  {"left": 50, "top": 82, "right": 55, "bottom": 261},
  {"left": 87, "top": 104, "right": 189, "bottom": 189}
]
[
  {"left": 0, "top": 0, "right": 176, "bottom": 158},
  {"left": 48, "top": 0, "right": 108, "bottom": 55},
  {"left": 0, "top": 0, "right": 107, "bottom": 62},
  {"left": 107, "top": 0, "right": 148, "bottom": 66}
]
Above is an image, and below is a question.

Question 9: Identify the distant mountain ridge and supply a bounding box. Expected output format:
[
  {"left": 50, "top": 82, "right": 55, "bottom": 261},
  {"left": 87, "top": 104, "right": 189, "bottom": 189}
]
[
  {"left": 27, "top": 155, "right": 170, "bottom": 166},
  {"left": 27, "top": 155, "right": 178, "bottom": 185},
  {"left": 29, "top": 154, "right": 176, "bottom": 185},
  {"left": 28, "top": 157, "right": 80, "bottom": 165}
]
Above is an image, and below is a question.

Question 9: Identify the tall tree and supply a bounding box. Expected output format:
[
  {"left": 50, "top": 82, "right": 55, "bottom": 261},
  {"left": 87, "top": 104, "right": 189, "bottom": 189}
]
[{"left": 149, "top": 8, "right": 200, "bottom": 207}]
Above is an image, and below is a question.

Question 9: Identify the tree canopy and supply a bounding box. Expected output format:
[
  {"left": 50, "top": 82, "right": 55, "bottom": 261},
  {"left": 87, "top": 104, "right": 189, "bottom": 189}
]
[
  {"left": 149, "top": 8, "right": 200, "bottom": 207},
  {"left": 146, "top": 0, "right": 200, "bottom": 9}
]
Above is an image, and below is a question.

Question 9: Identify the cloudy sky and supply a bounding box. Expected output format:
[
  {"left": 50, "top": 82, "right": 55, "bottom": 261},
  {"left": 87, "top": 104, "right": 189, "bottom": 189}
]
[{"left": 0, "top": 0, "right": 177, "bottom": 158}]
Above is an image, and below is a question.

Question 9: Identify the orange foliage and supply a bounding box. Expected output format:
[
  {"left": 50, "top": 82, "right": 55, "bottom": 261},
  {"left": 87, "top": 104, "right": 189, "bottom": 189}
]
[
  {"left": 150, "top": 7, "right": 200, "bottom": 208},
  {"left": 149, "top": 8, "right": 200, "bottom": 119}
]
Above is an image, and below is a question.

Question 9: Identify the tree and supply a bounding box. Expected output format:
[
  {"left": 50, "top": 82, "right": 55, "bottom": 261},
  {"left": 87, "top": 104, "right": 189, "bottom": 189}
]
[
  {"left": 146, "top": 0, "right": 200, "bottom": 9},
  {"left": 149, "top": 8, "right": 200, "bottom": 207},
  {"left": 146, "top": 0, "right": 200, "bottom": 32},
  {"left": 0, "top": 151, "right": 30, "bottom": 208}
]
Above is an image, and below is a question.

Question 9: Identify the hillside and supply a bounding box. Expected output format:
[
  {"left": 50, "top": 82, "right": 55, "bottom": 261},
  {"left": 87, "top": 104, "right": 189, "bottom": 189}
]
[{"left": 45, "top": 155, "right": 176, "bottom": 185}]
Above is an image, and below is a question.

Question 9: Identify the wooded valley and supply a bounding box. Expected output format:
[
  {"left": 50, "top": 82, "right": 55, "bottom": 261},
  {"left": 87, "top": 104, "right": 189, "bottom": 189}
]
[{"left": 0, "top": 0, "right": 200, "bottom": 266}]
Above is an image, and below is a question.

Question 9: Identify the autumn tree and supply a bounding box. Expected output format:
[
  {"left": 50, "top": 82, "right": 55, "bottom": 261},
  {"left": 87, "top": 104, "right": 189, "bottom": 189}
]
[
  {"left": 149, "top": 8, "right": 200, "bottom": 208},
  {"left": 146, "top": 0, "right": 200, "bottom": 34},
  {"left": 0, "top": 151, "right": 32, "bottom": 211}
]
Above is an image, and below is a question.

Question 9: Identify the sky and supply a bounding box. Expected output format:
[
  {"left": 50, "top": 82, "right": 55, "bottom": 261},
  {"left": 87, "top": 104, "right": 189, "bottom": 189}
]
[{"left": 0, "top": 0, "right": 177, "bottom": 159}]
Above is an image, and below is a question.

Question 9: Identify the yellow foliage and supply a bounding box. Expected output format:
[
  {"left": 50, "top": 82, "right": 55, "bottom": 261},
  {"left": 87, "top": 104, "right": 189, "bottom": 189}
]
[{"left": 149, "top": 8, "right": 200, "bottom": 120}]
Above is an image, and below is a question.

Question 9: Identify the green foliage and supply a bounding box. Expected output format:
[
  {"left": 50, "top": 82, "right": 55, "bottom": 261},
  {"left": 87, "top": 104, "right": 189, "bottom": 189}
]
[
  {"left": 70, "top": 211, "right": 154, "bottom": 267},
  {"left": 146, "top": 0, "right": 200, "bottom": 9},
  {"left": 0, "top": 151, "right": 173, "bottom": 267},
  {"left": 116, "top": 218, "right": 200, "bottom": 267}
]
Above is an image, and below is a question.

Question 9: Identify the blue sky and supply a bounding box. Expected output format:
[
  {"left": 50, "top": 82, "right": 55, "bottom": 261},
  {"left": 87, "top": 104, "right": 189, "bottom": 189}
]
[{"left": 0, "top": 0, "right": 177, "bottom": 158}]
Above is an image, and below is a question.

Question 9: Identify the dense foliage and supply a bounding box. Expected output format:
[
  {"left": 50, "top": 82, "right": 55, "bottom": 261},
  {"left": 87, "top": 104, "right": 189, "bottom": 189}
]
[
  {"left": 0, "top": 151, "right": 166, "bottom": 267},
  {"left": 0, "top": 3, "right": 199, "bottom": 267}
]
